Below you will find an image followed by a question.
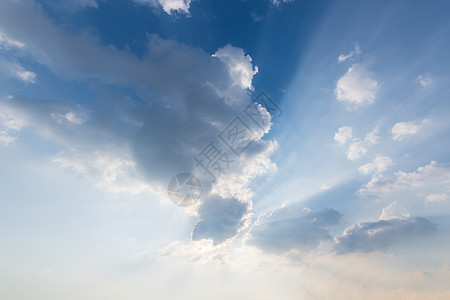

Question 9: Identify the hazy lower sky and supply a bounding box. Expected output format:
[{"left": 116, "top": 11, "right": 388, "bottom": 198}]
[{"left": 1, "top": 0, "right": 450, "bottom": 299}]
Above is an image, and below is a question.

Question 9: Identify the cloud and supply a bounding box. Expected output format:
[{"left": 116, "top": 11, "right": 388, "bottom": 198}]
[
  {"left": 0, "top": 32, "right": 25, "bottom": 49},
  {"left": 158, "top": 0, "right": 191, "bottom": 14},
  {"left": 246, "top": 208, "right": 342, "bottom": 254},
  {"left": 335, "top": 64, "right": 379, "bottom": 109},
  {"left": 192, "top": 196, "right": 251, "bottom": 245},
  {"left": 359, "top": 155, "right": 393, "bottom": 175},
  {"left": 0, "top": 103, "right": 25, "bottom": 131},
  {"left": 0, "top": 130, "right": 16, "bottom": 145},
  {"left": 0, "top": 56, "right": 36, "bottom": 83},
  {"left": 347, "top": 140, "right": 368, "bottom": 161},
  {"left": 379, "top": 201, "right": 410, "bottom": 220},
  {"left": 334, "top": 126, "right": 352, "bottom": 145},
  {"left": 391, "top": 119, "right": 428, "bottom": 141},
  {"left": 149, "top": 239, "right": 235, "bottom": 266},
  {"left": 74, "top": 0, "right": 99, "bottom": 8},
  {"left": 1, "top": 29, "right": 35, "bottom": 83},
  {"left": 52, "top": 150, "right": 152, "bottom": 194},
  {"left": 134, "top": 0, "right": 192, "bottom": 15},
  {"left": 272, "top": 0, "right": 294, "bottom": 6},
  {"left": 338, "top": 44, "right": 361, "bottom": 63},
  {"left": 250, "top": 12, "right": 264, "bottom": 23},
  {"left": 213, "top": 44, "right": 259, "bottom": 91},
  {"left": 334, "top": 217, "right": 437, "bottom": 254},
  {"left": 51, "top": 111, "right": 86, "bottom": 125},
  {"left": 426, "top": 193, "right": 450, "bottom": 203},
  {"left": 417, "top": 73, "right": 433, "bottom": 87},
  {"left": 360, "top": 161, "right": 450, "bottom": 198},
  {"left": 0, "top": 102, "right": 26, "bottom": 145},
  {"left": 364, "top": 128, "right": 379, "bottom": 145},
  {"left": 211, "top": 140, "right": 278, "bottom": 203},
  {"left": 0, "top": 0, "right": 278, "bottom": 244},
  {"left": 334, "top": 126, "right": 379, "bottom": 161}
]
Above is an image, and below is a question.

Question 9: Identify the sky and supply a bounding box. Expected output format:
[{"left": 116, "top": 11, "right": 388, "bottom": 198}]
[{"left": 1, "top": 0, "right": 450, "bottom": 299}]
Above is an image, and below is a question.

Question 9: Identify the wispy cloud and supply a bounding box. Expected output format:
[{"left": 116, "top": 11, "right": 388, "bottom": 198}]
[
  {"left": 271, "top": 0, "right": 294, "bottom": 7},
  {"left": 0, "top": 56, "right": 36, "bottom": 83},
  {"left": 417, "top": 73, "right": 433, "bottom": 87},
  {"left": 338, "top": 44, "right": 361, "bottom": 63}
]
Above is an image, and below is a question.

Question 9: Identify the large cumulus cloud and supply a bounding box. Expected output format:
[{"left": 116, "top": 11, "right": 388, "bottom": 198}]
[{"left": 0, "top": 0, "right": 278, "bottom": 244}]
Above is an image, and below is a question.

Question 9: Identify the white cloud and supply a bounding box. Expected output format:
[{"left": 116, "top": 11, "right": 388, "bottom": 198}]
[
  {"left": 334, "top": 126, "right": 352, "bottom": 145},
  {"left": 338, "top": 44, "right": 361, "bottom": 63},
  {"left": 213, "top": 44, "right": 258, "bottom": 91},
  {"left": 51, "top": 111, "right": 86, "bottom": 125},
  {"left": 272, "top": 0, "right": 293, "bottom": 6},
  {"left": 392, "top": 119, "right": 428, "bottom": 141},
  {"left": 360, "top": 161, "right": 450, "bottom": 196},
  {"left": 0, "top": 56, "right": 36, "bottom": 83},
  {"left": 0, "top": 104, "right": 25, "bottom": 146},
  {"left": 320, "top": 184, "right": 331, "bottom": 191},
  {"left": 0, "top": 129, "right": 16, "bottom": 146},
  {"left": 16, "top": 69, "right": 36, "bottom": 83},
  {"left": 417, "top": 73, "right": 433, "bottom": 87},
  {"left": 359, "top": 155, "right": 393, "bottom": 175},
  {"left": 334, "top": 127, "right": 379, "bottom": 161},
  {"left": 0, "top": 31, "right": 35, "bottom": 83},
  {"left": 347, "top": 140, "right": 367, "bottom": 161},
  {"left": 52, "top": 150, "right": 155, "bottom": 194},
  {"left": 379, "top": 201, "right": 410, "bottom": 220},
  {"left": 335, "top": 64, "right": 379, "bottom": 109},
  {"left": 64, "top": 0, "right": 192, "bottom": 15},
  {"left": 212, "top": 140, "right": 278, "bottom": 203},
  {"left": 364, "top": 128, "right": 379, "bottom": 145},
  {"left": 426, "top": 193, "right": 450, "bottom": 203},
  {"left": 135, "top": 0, "right": 192, "bottom": 15},
  {"left": 159, "top": 0, "right": 191, "bottom": 14},
  {"left": 0, "top": 108, "right": 25, "bottom": 131},
  {"left": 0, "top": 32, "right": 25, "bottom": 49}
]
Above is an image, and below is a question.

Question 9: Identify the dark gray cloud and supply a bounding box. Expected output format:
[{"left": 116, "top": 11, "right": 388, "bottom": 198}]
[
  {"left": 192, "top": 196, "right": 250, "bottom": 245},
  {"left": 246, "top": 208, "right": 342, "bottom": 254},
  {"left": 334, "top": 217, "right": 437, "bottom": 254}
]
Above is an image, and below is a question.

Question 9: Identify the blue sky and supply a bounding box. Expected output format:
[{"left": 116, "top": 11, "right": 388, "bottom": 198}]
[{"left": 1, "top": 0, "right": 450, "bottom": 299}]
